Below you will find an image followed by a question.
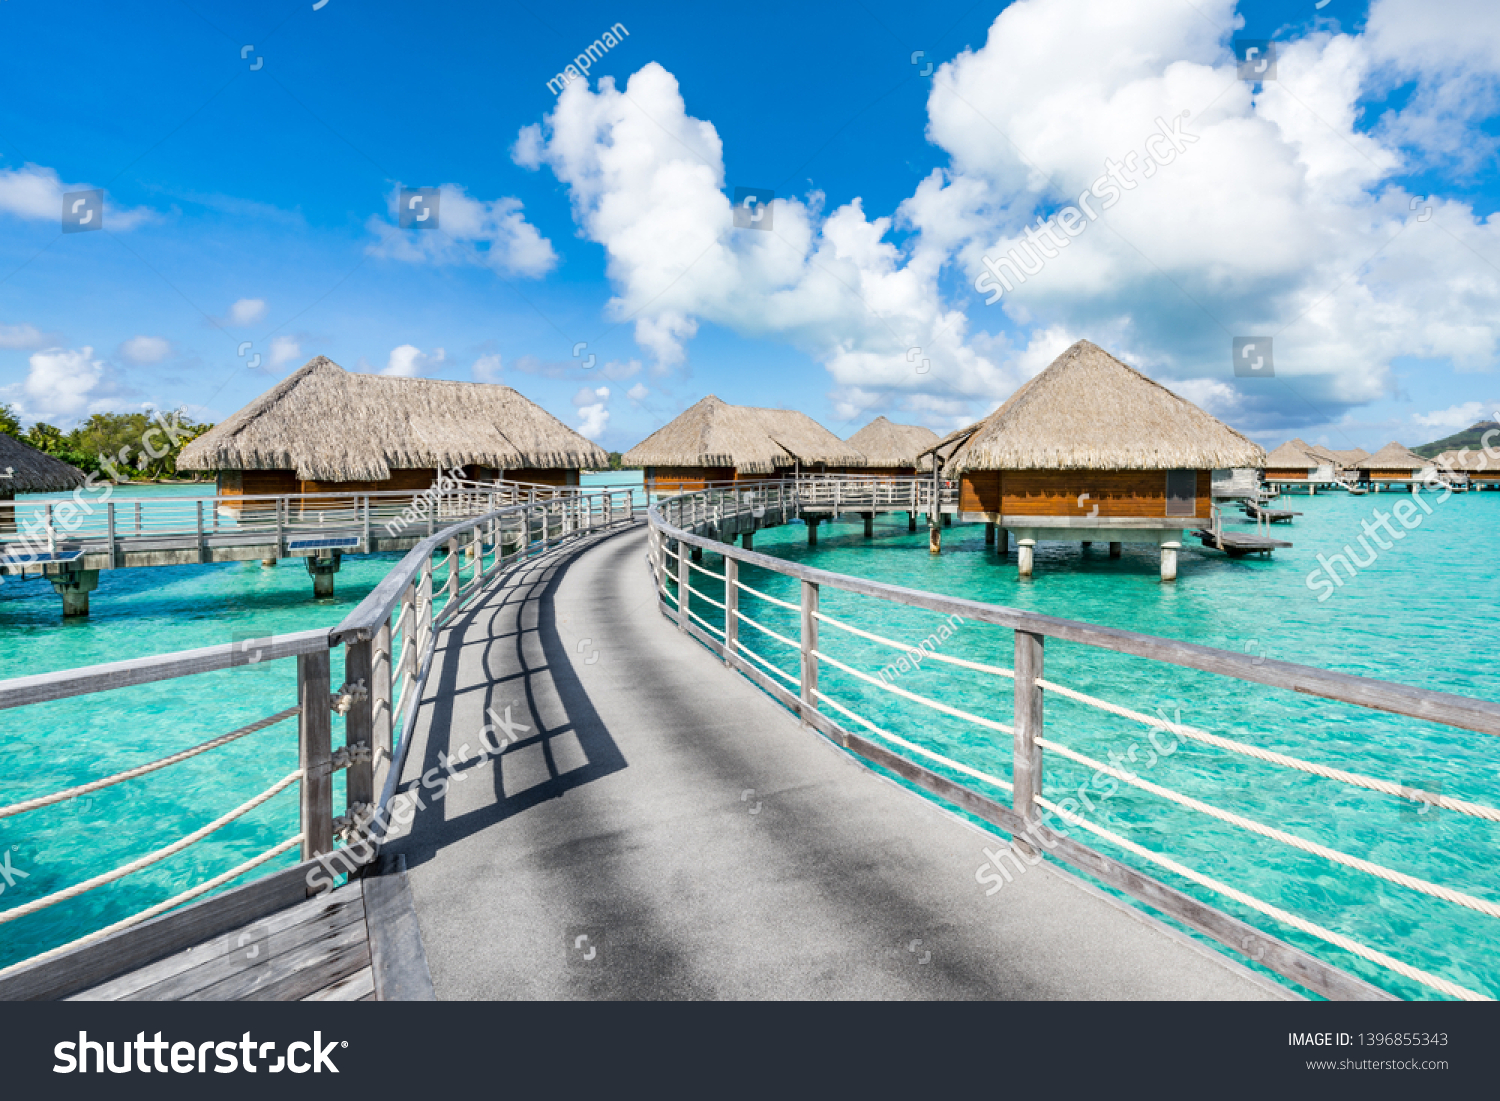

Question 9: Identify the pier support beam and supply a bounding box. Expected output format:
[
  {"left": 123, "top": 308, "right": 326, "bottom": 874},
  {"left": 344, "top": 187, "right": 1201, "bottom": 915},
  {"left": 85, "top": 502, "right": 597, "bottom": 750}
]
[
  {"left": 998, "top": 528, "right": 1008, "bottom": 557},
  {"left": 1081, "top": 541, "right": 1092, "bottom": 550},
  {"left": 306, "top": 551, "right": 342, "bottom": 598},
  {"left": 741, "top": 531, "right": 754, "bottom": 550},
  {"left": 1160, "top": 541, "right": 1180, "bottom": 582},
  {"left": 908, "top": 511, "right": 917, "bottom": 533},
  {"left": 928, "top": 516, "right": 941, "bottom": 555},
  {"left": 261, "top": 557, "right": 278, "bottom": 568},
  {"left": 51, "top": 568, "right": 100, "bottom": 617},
  {"left": 806, "top": 518, "right": 820, "bottom": 546},
  {"left": 1109, "top": 541, "right": 1122, "bottom": 558},
  {"left": 1017, "top": 538, "right": 1035, "bottom": 578},
  {"left": 942, "top": 513, "right": 952, "bottom": 527},
  {"left": 862, "top": 512, "right": 874, "bottom": 538},
  {"left": 985, "top": 522, "right": 995, "bottom": 545},
  {"left": 691, "top": 545, "right": 703, "bottom": 563}
]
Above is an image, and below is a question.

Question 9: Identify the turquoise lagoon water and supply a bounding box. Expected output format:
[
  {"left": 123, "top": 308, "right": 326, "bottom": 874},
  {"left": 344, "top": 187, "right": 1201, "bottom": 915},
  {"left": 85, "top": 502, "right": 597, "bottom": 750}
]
[
  {"left": 675, "top": 488, "right": 1500, "bottom": 1000},
  {"left": 0, "top": 474, "right": 644, "bottom": 970},
  {"left": 2, "top": 475, "right": 1495, "bottom": 998}
]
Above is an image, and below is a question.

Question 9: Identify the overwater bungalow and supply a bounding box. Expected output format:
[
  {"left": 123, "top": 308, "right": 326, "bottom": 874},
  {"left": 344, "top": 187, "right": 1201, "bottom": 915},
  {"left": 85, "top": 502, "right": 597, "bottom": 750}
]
[
  {"left": 1354, "top": 441, "right": 1432, "bottom": 489},
  {"left": 923, "top": 340, "right": 1265, "bottom": 580},
  {"left": 0, "top": 432, "right": 88, "bottom": 534},
  {"left": 1263, "top": 441, "right": 1324, "bottom": 481},
  {"left": 840, "top": 417, "right": 939, "bottom": 476},
  {"left": 1436, "top": 447, "right": 1500, "bottom": 489},
  {"left": 623, "top": 394, "right": 860, "bottom": 494},
  {"left": 1328, "top": 447, "right": 1370, "bottom": 477},
  {"left": 179, "top": 356, "right": 607, "bottom": 505}
]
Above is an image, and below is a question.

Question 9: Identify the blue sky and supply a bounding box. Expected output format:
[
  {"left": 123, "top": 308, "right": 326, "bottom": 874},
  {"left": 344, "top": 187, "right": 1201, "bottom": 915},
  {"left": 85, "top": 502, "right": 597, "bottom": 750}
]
[{"left": 3, "top": 0, "right": 1499, "bottom": 454}]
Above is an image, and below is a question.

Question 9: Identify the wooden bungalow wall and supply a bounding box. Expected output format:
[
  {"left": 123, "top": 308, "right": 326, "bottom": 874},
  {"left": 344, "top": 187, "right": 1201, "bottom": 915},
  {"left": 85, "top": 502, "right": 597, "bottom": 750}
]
[{"left": 959, "top": 469, "right": 1211, "bottom": 518}]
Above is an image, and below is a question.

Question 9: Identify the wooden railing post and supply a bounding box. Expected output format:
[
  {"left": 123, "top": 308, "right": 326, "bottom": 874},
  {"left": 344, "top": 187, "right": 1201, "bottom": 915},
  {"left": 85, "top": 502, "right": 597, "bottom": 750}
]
[
  {"left": 419, "top": 560, "right": 434, "bottom": 653},
  {"left": 677, "top": 540, "right": 689, "bottom": 632},
  {"left": 275, "top": 498, "right": 284, "bottom": 557},
  {"left": 446, "top": 537, "right": 460, "bottom": 603},
  {"left": 298, "top": 648, "right": 334, "bottom": 860},
  {"left": 362, "top": 494, "right": 371, "bottom": 550},
  {"left": 195, "top": 500, "right": 205, "bottom": 563},
  {"left": 371, "top": 618, "right": 393, "bottom": 796},
  {"left": 799, "top": 579, "right": 819, "bottom": 722},
  {"left": 724, "top": 557, "right": 738, "bottom": 666},
  {"left": 343, "top": 637, "right": 375, "bottom": 814},
  {"left": 105, "top": 502, "right": 116, "bottom": 568},
  {"left": 1013, "top": 630, "right": 1045, "bottom": 826}
]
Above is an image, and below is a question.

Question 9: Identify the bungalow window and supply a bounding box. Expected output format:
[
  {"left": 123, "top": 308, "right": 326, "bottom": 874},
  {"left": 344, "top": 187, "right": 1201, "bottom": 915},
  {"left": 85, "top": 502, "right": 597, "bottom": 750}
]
[{"left": 1165, "top": 469, "right": 1196, "bottom": 516}]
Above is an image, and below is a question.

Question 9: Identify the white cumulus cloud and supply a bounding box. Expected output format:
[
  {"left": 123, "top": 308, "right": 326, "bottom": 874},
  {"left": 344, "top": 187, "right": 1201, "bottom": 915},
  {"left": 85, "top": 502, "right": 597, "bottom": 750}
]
[
  {"left": 227, "top": 298, "right": 267, "bottom": 327},
  {"left": 118, "top": 335, "right": 172, "bottom": 365},
  {"left": 573, "top": 385, "right": 610, "bottom": 438},
  {"left": 367, "top": 185, "right": 558, "bottom": 277},
  {"left": 0, "top": 163, "right": 154, "bottom": 229},
  {"left": 381, "top": 344, "right": 447, "bottom": 377}
]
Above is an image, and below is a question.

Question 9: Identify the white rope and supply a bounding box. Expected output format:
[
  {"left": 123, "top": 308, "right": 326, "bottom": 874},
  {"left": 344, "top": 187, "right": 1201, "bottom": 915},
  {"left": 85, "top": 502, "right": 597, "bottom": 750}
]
[
  {"left": 813, "top": 610, "right": 1015, "bottom": 679},
  {"left": 1036, "top": 795, "right": 1489, "bottom": 1002},
  {"left": 0, "top": 835, "right": 303, "bottom": 978},
  {"left": 0, "top": 770, "right": 302, "bottom": 926},
  {"left": 815, "top": 688, "right": 1013, "bottom": 794},
  {"left": 736, "top": 608, "right": 799, "bottom": 651},
  {"left": 684, "top": 582, "right": 726, "bottom": 611},
  {"left": 813, "top": 648, "right": 1013, "bottom": 735},
  {"left": 0, "top": 706, "right": 302, "bottom": 821},
  {"left": 687, "top": 609, "right": 726, "bottom": 639},
  {"left": 733, "top": 578, "right": 800, "bottom": 611},
  {"left": 737, "top": 639, "right": 801, "bottom": 687},
  {"left": 1034, "top": 678, "right": 1499, "bottom": 824},
  {"left": 685, "top": 557, "right": 723, "bottom": 580},
  {"left": 1036, "top": 735, "right": 1500, "bottom": 922}
]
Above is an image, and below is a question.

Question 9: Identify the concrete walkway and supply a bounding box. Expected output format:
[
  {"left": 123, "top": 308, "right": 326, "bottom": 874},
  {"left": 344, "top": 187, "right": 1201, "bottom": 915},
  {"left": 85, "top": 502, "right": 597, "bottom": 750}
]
[{"left": 384, "top": 525, "right": 1293, "bottom": 1000}]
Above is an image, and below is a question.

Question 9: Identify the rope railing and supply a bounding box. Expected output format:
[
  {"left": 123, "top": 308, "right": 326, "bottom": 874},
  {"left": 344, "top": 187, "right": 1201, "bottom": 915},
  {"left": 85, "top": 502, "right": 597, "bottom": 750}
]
[
  {"left": 1035, "top": 795, "right": 1489, "bottom": 1002},
  {"left": 650, "top": 482, "right": 1500, "bottom": 1002},
  {"left": 0, "top": 770, "right": 302, "bottom": 927},
  {"left": 0, "top": 706, "right": 302, "bottom": 821},
  {"left": 0, "top": 835, "right": 303, "bottom": 977},
  {"left": 1035, "top": 677, "right": 1498, "bottom": 823},
  {"left": 1036, "top": 735, "right": 1500, "bottom": 921},
  {"left": 812, "top": 648, "right": 1013, "bottom": 735}
]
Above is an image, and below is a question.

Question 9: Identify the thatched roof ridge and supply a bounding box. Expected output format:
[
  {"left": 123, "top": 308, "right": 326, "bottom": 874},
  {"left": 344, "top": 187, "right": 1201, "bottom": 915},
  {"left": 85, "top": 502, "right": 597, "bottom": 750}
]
[
  {"left": 1264, "top": 441, "right": 1321, "bottom": 469},
  {"left": 1355, "top": 441, "right": 1429, "bottom": 470},
  {"left": 178, "top": 357, "right": 606, "bottom": 479},
  {"left": 1290, "top": 438, "right": 1341, "bottom": 464},
  {"left": 622, "top": 395, "right": 862, "bottom": 474},
  {"left": 1436, "top": 448, "right": 1500, "bottom": 472},
  {"left": 844, "top": 417, "right": 940, "bottom": 469},
  {"left": 1329, "top": 447, "right": 1369, "bottom": 464},
  {"left": 940, "top": 341, "right": 1265, "bottom": 472},
  {"left": 0, "top": 433, "right": 88, "bottom": 494}
]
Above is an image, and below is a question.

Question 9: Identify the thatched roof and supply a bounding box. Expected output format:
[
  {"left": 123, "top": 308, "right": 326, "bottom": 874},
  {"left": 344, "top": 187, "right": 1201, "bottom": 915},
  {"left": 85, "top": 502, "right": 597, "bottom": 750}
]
[
  {"left": 1355, "top": 441, "right": 1429, "bottom": 471},
  {"left": 928, "top": 341, "right": 1266, "bottom": 472},
  {"left": 178, "top": 357, "right": 607, "bottom": 479},
  {"left": 844, "top": 417, "right": 939, "bottom": 470},
  {"left": 1328, "top": 447, "right": 1369, "bottom": 464},
  {"left": 1291, "top": 438, "right": 1341, "bottom": 465},
  {"left": 1437, "top": 448, "right": 1500, "bottom": 472},
  {"left": 1264, "top": 441, "right": 1321, "bottom": 469},
  {"left": 0, "top": 432, "right": 88, "bottom": 494},
  {"left": 623, "top": 395, "right": 861, "bottom": 474}
]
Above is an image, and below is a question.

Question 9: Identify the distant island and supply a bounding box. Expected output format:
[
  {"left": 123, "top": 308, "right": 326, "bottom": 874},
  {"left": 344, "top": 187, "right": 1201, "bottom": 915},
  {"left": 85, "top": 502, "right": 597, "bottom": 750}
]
[{"left": 1413, "top": 420, "right": 1500, "bottom": 459}]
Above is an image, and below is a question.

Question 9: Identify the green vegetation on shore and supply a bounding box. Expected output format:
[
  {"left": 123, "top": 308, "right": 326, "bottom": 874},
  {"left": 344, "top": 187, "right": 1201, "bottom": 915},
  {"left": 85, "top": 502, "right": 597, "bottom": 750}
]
[{"left": 0, "top": 403, "right": 215, "bottom": 482}]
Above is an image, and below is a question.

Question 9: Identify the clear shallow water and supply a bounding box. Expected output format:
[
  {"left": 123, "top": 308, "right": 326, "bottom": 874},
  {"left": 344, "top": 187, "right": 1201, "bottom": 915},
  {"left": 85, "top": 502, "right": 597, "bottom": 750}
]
[
  {"left": 0, "top": 474, "right": 644, "bottom": 969},
  {"left": 675, "top": 489, "right": 1500, "bottom": 1000}
]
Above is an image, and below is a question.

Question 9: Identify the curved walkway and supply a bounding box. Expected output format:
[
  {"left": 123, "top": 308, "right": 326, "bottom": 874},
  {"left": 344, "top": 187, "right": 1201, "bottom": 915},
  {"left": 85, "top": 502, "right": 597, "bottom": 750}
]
[{"left": 383, "top": 524, "right": 1293, "bottom": 1000}]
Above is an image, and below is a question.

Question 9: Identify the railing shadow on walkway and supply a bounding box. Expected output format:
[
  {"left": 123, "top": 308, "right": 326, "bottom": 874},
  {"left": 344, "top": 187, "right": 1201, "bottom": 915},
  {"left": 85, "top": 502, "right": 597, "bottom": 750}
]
[{"left": 386, "top": 531, "right": 630, "bottom": 871}]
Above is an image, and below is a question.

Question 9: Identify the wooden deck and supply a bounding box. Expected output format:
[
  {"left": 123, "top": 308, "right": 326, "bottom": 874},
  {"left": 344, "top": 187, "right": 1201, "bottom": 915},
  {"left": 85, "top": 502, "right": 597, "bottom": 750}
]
[
  {"left": 68, "top": 883, "right": 375, "bottom": 1001},
  {"left": 1193, "top": 529, "right": 1293, "bottom": 555},
  {"left": 1, "top": 854, "right": 434, "bottom": 1002}
]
